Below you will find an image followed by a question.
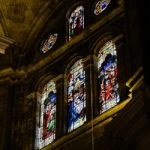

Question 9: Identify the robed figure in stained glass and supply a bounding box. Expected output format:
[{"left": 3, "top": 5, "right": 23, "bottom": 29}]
[
  {"left": 69, "top": 6, "right": 84, "bottom": 40},
  {"left": 98, "top": 41, "right": 120, "bottom": 113},
  {"left": 67, "top": 59, "right": 86, "bottom": 132},
  {"left": 35, "top": 81, "right": 56, "bottom": 149}
]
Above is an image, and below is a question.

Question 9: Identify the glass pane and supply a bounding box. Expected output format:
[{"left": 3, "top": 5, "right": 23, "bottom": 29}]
[
  {"left": 41, "top": 33, "right": 58, "bottom": 53},
  {"left": 35, "top": 81, "right": 56, "bottom": 149},
  {"left": 67, "top": 59, "right": 86, "bottom": 132},
  {"left": 69, "top": 6, "right": 84, "bottom": 40},
  {"left": 94, "top": 0, "right": 110, "bottom": 15},
  {"left": 98, "top": 41, "right": 120, "bottom": 113}
]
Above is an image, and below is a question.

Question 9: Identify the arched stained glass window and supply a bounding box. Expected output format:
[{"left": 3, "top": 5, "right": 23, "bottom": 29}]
[
  {"left": 35, "top": 81, "right": 56, "bottom": 149},
  {"left": 97, "top": 41, "right": 120, "bottom": 113},
  {"left": 41, "top": 33, "right": 58, "bottom": 53},
  {"left": 69, "top": 6, "right": 84, "bottom": 41},
  {"left": 67, "top": 59, "right": 86, "bottom": 132},
  {"left": 94, "top": 0, "right": 110, "bottom": 15}
]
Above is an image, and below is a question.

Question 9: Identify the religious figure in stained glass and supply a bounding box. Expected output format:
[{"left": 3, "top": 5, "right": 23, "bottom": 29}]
[
  {"left": 69, "top": 6, "right": 84, "bottom": 40},
  {"left": 94, "top": 0, "right": 110, "bottom": 15},
  {"left": 41, "top": 33, "right": 58, "bottom": 53},
  {"left": 35, "top": 81, "right": 56, "bottom": 149},
  {"left": 97, "top": 41, "right": 120, "bottom": 113},
  {"left": 67, "top": 59, "right": 86, "bottom": 132}
]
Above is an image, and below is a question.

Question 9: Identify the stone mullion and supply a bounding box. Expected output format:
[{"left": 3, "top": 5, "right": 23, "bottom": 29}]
[
  {"left": 93, "top": 55, "right": 100, "bottom": 117},
  {"left": 84, "top": 55, "right": 96, "bottom": 121},
  {"left": 55, "top": 75, "right": 65, "bottom": 139}
]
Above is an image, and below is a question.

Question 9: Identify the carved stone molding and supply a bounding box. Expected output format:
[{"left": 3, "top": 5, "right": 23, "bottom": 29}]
[{"left": 0, "top": 36, "right": 15, "bottom": 54}]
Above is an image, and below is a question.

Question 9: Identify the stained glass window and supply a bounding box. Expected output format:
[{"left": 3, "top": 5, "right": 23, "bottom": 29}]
[
  {"left": 41, "top": 33, "right": 58, "bottom": 53},
  {"left": 69, "top": 6, "right": 84, "bottom": 41},
  {"left": 67, "top": 59, "right": 86, "bottom": 132},
  {"left": 94, "top": 0, "right": 110, "bottom": 15},
  {"left": 35, "top": 81, "right": 56, "bottom": 149},
  {"left": 97, "top": 41, "right": 120, "bottom": 114}
]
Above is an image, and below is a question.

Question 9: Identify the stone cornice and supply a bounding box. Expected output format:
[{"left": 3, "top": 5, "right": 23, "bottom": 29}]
[
  {"left": 0, "top": 36, "right": 15, "bottom": 54},
  {"left": 0, "top": 67, "right": 16, "bottom": 83},
  {"left": 44, "top": 97, "right": 132, "bottom": 150},
  {"left": 0, "top": 68, "right": 16, "bottom": 78}
]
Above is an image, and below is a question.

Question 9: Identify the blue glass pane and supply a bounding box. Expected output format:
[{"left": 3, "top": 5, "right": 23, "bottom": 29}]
[
  {"left": 41, "top": 33, "right": 58, "bottom": 53},
  {"left": 94, "top": 0, "right": 110, "bottom": 15},
  {"left": 69, "top": 6, "right": 84, "bottom": 40},
  {"left": 67, "top": 59, "right": 86, "bottom": 132},
  {"left": 35, "top": 81, "right": 56, "bottom": 149},
  {"left": 98, "top": 41, "right": 120, "bottom": 113}
]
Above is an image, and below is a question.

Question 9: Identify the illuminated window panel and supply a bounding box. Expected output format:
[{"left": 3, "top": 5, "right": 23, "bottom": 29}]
[
  {"left": 41, "top": 33, "right": 58, "bottom": 53},
  {"left": 98, "top": 41, "right": 120, "bottom": 114},
  {"left": 69, "top": 6, "right": 84, "bottom": 41},
  {"left": 35, "top": 81, "right": 56, "bottom": 149},
  {"left": 94, "top": 0, "right": 110, "bottom": 15},
  {"left": 67, "top": 59, "right": 86, "bottom": 132}
]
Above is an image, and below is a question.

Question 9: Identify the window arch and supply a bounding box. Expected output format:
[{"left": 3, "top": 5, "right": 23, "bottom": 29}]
[
  {"left": 40, "top": 33, "right": 58, "bottom": 53},
  {"left": 67, "top": 59, "right": 86, "bottom": 132},
  {"left": 68, "top": 5, "right": 84, "bottom": 41},
  {"left": 94, "top": 0, "right": 110, "bottom": 15},
  {"left": 97, "top": 41, "right": 120, "bottom": 113},
  {"left": 35, "top": 80, "right": 57, "bottom": 149}
]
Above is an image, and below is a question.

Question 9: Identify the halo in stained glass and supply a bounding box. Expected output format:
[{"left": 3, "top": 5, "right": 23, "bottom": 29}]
[
  {"left": 41, "top": 33, "right": 58, "bottom": 53},
  {"left": 97, "top": 41, "right": 120, "bottom": 114},
  {"left": 94, "top": 0, "right": 110, "bottom": 15},
  {"left": 35, "top": 81, "right": 56, "bottom": 149},
  {"left": 67, "top": 59, "right": 86, "bottom": 132},
  {"left": 69, "top": 6, "right": 84, "bottom": 40}
]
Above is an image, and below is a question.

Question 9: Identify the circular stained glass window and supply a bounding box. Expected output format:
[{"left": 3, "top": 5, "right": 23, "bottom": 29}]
[
  {"left": 41, "top": 33, "right": 58, "bottom": 53},
  {"left": 94, "top": 0, "right": 110, "bottom": 15}
]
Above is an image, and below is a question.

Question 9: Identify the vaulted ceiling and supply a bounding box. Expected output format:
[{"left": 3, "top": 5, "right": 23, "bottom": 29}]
[
  {"left": 0, "top": 0, "right": 85, "bottom": 66},
  {"left": 0, "top": 0, "right": 54, "bottom": 41},
  {"left": 0, "top": 0, "right": 69, "bottom": 50}
]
